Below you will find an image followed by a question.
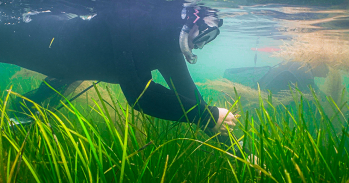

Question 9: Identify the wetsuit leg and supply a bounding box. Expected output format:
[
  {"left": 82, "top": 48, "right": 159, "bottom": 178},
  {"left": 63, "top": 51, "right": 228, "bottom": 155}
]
[{"left": 13, "top": 77, "right": 82, "bottom": 112}]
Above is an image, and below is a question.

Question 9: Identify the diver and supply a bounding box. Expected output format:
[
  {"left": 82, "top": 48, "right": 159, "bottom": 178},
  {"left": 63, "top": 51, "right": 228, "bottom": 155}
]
[
  {"left": 1, "top": 1, "right": 239, "bottom": 149},
  {"left": 224, "top": 61, "right": 329, "bottom": 94}
]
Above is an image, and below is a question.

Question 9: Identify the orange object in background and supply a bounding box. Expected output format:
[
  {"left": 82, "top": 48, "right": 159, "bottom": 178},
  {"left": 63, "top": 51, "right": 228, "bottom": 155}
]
[{"left": 251, "top": 47, "right": 281, "bottom": 52}]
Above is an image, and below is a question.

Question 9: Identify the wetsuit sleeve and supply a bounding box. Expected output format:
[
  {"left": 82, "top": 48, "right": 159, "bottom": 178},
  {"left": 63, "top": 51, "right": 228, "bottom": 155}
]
[
  {"left": 158, "top": 53, "right": 219, "bottom": 127},
  {"left": 117, "top": 52, "right": 218, "bottom": 128}
]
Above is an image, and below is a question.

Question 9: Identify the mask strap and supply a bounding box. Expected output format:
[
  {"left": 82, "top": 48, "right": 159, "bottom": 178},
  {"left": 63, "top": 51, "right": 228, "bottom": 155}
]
[{"left": 193, "top": 9, "right": 200, "bottom": 24}]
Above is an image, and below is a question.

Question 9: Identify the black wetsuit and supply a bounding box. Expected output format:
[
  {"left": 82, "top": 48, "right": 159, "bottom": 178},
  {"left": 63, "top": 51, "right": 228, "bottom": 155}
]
[{"left": 0, "top": 1, "right": 219, "bottom": 127}]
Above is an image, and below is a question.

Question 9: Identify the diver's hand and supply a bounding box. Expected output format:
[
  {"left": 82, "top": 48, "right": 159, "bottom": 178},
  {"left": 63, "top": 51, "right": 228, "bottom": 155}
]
[{"left": 211, "top": 107, "right": 237, "bottom": 136}]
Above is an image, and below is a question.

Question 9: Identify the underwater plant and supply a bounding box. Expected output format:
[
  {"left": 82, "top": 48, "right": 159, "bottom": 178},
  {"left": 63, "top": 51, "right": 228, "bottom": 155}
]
[
  {"left": 0, "top": 76, "right": 348, "bottom": 182},
  {"left": 197, "top": 78, "right": 313, "bottom": 108},
  {"left": 321, "top": 68, "right": 345, "bottom": 104},
  {"left": 274, "top": 33, "right": 349, "bottom": 71},
  {"left": 273, "top": 32, "right": 349, "bottom": 112}
]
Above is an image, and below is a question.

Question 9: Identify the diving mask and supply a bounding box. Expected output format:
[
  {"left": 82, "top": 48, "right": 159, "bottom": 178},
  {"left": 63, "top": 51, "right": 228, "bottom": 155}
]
[{"left": 179, "top": 5, "right": 223, "bottom": 64}]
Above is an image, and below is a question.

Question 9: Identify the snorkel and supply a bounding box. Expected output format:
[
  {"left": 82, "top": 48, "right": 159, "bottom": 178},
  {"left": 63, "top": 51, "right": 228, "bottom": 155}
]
[
  {"left": 179, "top": 24, "right": 197, "bottom": 64},
  {"left": 179, "top": 1, "right": 200, "bottom": 64},
  {"left": 179, "top": 0, "right": 222, "bottom": 64}
]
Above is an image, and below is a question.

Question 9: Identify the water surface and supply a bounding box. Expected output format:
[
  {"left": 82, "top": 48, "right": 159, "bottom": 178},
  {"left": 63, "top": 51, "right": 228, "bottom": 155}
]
[{"left": 189, "top": 3, "right": 349, "bottom": 83}]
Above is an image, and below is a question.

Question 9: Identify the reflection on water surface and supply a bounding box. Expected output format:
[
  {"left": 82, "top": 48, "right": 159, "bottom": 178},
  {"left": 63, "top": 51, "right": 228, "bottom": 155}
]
[{"left": 188, "top": 3, "right": 349, "bottom": 82}]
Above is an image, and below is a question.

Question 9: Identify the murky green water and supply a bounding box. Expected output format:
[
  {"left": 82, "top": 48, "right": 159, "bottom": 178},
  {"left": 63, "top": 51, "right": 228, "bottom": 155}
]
[
  {"left": 1, "top": 1, "right": 349, "bottom": 182},
  {"left": 189, "top": 3, "right": 349, "bottom": 81}
]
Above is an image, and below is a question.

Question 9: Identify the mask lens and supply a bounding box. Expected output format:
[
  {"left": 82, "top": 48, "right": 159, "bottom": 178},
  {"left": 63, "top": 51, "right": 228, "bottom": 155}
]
[
  {"left": 192, "top": 27, "right": 220, "bottom": 47},
  {"left": 194, "top": 41, "right": 206, "bottom": 49}
]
